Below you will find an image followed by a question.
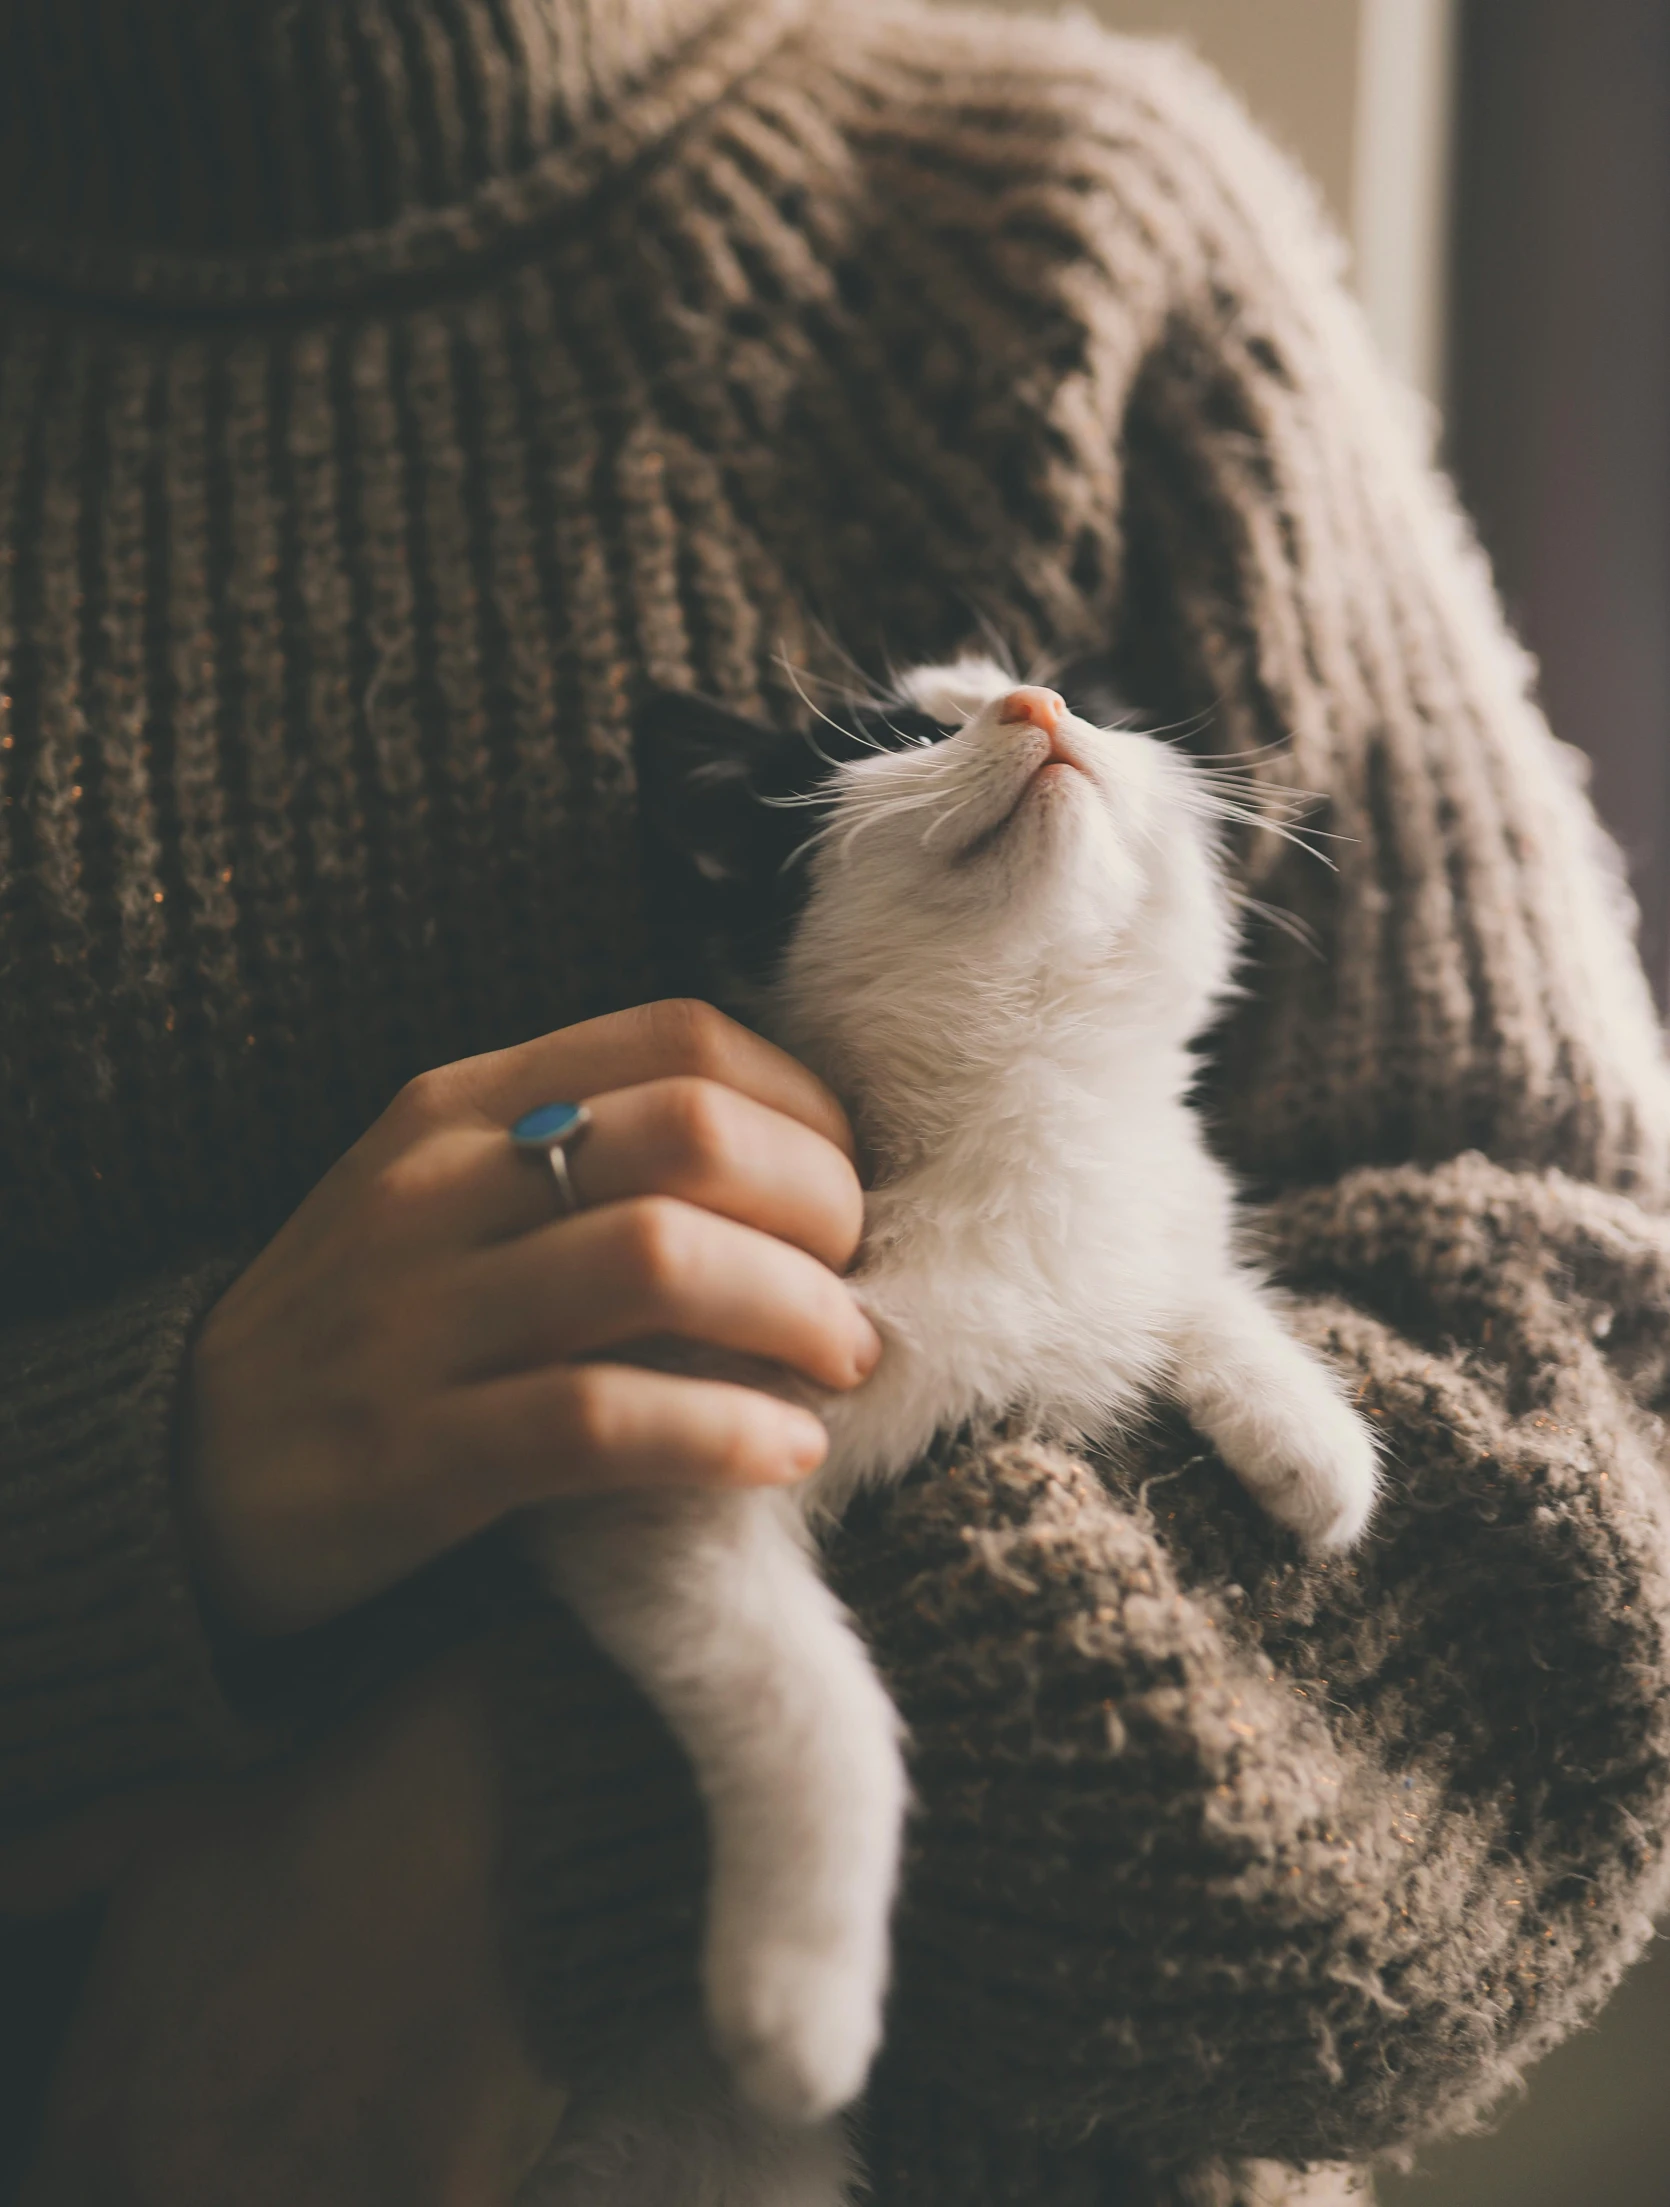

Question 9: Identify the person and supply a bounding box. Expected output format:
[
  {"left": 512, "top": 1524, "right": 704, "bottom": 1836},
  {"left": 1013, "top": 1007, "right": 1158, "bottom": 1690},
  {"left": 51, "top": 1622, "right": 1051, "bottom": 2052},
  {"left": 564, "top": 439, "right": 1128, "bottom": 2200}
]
[{"left": 4, "top": 2, "right": 1670, "bottom": 2202}]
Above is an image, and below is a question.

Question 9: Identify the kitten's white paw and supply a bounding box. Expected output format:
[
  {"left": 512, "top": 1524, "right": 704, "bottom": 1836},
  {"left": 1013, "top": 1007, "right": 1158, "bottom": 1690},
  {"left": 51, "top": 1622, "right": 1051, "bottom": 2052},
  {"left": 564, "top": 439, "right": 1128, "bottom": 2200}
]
[
  {"left": 708, "top": 1930, "right": 886, "bottom": 2124},
  {"left": 1226, "top": 1375, "right": 1379, "bottom": 1551}
]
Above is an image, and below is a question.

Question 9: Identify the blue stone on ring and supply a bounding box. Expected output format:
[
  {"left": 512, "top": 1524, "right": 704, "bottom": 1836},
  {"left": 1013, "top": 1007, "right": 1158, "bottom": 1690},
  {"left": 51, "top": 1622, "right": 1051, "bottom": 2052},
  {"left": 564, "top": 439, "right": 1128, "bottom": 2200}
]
[
  {"left": 512, "top": 1100, "right": 591, "bottom": 1217},
  {"left": 511, "top": 1100, "right": 589, "bottom": 1148}
]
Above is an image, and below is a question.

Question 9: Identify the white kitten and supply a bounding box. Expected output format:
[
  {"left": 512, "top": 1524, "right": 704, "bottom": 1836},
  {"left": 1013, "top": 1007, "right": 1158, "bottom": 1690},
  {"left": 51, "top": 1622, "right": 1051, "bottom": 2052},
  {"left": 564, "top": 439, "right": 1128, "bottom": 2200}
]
[{"left": 528, "top": 658, "right": 1376, "bottom": 2205}]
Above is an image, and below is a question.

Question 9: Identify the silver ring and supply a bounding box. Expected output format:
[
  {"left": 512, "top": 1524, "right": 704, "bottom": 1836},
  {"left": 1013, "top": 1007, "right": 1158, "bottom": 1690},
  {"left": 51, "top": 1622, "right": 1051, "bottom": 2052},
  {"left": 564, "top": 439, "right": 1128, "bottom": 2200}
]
[{"left": 509, "top": 1101, "right": 593, "bottom": 1219}]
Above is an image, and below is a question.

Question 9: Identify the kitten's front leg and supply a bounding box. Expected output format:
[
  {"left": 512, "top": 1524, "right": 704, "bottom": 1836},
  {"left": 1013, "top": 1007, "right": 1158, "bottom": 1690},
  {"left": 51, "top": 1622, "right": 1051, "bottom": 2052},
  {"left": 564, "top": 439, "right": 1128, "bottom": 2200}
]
[
  {"left": 1173, "top": 1279, "right": 1377, "bottom": 1549},
  {"left": 531, "top": 1487, "right": 907, "bottom": 2126}
]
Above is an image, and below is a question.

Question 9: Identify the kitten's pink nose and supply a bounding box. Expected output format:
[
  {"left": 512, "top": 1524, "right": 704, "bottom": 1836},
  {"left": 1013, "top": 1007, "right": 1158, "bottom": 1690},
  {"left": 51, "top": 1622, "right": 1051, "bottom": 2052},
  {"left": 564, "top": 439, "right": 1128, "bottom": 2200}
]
[{"left": 997, "top": 686, "right": 1066, "bottom": 739}]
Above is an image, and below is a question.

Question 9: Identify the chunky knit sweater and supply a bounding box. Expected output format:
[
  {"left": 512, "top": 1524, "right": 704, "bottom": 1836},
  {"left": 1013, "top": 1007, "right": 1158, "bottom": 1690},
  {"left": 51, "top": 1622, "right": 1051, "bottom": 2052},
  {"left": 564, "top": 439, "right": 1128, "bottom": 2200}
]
[{"left": 4, "top": 3, "right": 1670, "bottom": 2202}]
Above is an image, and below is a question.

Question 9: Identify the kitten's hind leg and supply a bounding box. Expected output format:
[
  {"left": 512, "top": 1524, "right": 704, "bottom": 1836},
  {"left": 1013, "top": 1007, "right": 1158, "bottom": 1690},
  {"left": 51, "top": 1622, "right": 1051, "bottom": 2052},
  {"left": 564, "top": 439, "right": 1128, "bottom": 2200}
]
[{"left": 1173, "top": 1280, "right": 1378, "bottom": 1549}]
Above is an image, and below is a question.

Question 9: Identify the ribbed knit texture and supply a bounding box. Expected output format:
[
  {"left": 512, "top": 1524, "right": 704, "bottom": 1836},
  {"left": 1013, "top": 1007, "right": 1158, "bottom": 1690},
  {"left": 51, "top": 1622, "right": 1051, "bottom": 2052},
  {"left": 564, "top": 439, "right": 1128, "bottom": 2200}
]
[
  {"left": 3, "top": 4, "right": 1670, "bottom": 2201},
  {"left": 0, "top": 1260, "right": 246, "bottom": 1825},
  {"left": 0, "top": 0, "right": 742, "bottom": 254}
]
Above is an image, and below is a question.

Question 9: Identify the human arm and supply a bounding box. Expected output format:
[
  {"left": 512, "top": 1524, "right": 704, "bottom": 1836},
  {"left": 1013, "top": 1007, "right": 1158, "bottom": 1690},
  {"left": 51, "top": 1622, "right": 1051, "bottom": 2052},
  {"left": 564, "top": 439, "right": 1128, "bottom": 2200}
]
[{"left": 0, "top": 1257, "right": 263, "bottom": 1852}]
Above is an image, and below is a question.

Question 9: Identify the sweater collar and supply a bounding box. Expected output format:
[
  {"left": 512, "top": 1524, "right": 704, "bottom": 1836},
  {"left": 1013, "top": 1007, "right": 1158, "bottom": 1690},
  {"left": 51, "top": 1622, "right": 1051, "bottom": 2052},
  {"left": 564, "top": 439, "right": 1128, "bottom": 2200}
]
[{"left": 0, "top": 0, "right": 801, "bottom": 280}]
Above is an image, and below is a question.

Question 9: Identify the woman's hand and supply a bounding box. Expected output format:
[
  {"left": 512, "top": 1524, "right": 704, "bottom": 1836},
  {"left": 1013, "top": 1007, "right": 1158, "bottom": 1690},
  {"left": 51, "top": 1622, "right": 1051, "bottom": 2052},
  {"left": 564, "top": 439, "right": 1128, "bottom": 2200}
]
[
  {"left": 22, "top": 1647, "right": 567, "bottom": 2207},
  {"left": 185, "top": 999, "right": 877, "bottom": 1636}
]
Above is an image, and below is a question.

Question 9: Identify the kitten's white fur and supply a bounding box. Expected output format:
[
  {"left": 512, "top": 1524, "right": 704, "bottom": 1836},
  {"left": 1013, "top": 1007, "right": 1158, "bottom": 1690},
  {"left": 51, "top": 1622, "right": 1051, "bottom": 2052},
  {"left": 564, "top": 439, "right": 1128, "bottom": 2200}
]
[{"left": 528, "top": 659, "right": 1376, "bottom": 2205}]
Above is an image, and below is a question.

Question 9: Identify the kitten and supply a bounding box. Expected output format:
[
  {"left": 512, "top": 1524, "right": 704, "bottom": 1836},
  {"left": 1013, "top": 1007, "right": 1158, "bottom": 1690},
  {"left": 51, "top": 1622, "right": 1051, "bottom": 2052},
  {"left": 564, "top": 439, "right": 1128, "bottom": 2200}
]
[{"left": 529, "top": 657, "right": 1377, "bottom": 2206}]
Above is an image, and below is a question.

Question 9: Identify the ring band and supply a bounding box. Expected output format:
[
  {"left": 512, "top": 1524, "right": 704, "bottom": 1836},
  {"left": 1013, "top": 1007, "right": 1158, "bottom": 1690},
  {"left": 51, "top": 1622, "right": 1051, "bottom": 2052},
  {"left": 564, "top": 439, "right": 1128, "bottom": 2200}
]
[{"left": 510, "top": 1101, "right": 593, "bottom": 1219}]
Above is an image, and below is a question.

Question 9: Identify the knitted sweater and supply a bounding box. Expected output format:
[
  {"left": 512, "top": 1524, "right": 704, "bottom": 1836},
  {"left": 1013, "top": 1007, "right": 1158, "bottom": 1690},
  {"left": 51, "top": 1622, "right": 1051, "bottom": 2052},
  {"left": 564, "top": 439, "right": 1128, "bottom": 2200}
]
[{"left": 3, "top": 3, "right": 1670, "bottom": 2201}]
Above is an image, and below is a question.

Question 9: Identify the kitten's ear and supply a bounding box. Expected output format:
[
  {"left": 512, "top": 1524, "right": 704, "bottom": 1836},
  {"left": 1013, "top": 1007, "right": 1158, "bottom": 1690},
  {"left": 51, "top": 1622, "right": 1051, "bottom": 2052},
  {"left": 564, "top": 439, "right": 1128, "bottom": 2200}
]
[{"left": 634, "top": 690, "right": 785, "bottom": 884}]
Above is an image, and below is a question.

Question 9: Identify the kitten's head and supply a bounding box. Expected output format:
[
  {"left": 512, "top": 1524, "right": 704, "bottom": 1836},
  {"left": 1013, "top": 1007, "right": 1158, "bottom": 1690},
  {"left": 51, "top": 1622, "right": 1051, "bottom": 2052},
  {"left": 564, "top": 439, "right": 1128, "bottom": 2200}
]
[{"left": 637, "top": 656, "right": 1239, "bottom": 1106}]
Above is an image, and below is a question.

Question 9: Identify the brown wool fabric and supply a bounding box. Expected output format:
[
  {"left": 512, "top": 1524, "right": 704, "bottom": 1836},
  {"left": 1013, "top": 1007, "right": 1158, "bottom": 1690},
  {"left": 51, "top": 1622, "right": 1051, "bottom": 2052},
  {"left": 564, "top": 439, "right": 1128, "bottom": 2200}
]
[{"left": 4, "top": 1, "right": 1670, "bottom": 2198}]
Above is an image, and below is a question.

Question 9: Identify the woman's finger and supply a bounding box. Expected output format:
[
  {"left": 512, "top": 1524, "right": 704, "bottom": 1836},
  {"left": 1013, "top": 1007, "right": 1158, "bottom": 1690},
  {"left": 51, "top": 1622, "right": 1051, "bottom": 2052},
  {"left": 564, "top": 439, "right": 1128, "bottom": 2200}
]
[
  {"left": 414, "top": 1078, "right": 866, "bottom": 1268},
  {"left": 445, "top": 1196, "right": 882, "bottom": 1392},
  {"left": 572, "top": 1080, "right": 865, "bottom": 1266},
  {"left": 430, "top": 1362, "right": 829, "bottom": 1528},
  {"left": 392, "top": 999, "right": 856, "bottom": 1162}
]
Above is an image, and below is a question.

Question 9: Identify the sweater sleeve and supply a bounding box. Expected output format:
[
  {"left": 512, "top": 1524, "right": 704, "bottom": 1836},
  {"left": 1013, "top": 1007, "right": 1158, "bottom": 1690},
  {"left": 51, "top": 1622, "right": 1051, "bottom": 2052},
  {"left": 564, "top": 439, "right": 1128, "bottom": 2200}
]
[
  {"left": 0, "top": 1258, "right": 507, "bottom": 1851},
  {"left": 837, "top": 1156, "right": 1670, "bottom": 2189},
  {"left": 0, "top": 1258, "right": 270, "bottom": 1843},
  {"left": 840, "top": 29, "right": 1670, "bottom": 2197},
  {"left": 490, "top": 1158, "right": 1670, "bottom": 2196},
  {"left": 1080, "top": 30, "right": 1670, "bottom": 1202}
]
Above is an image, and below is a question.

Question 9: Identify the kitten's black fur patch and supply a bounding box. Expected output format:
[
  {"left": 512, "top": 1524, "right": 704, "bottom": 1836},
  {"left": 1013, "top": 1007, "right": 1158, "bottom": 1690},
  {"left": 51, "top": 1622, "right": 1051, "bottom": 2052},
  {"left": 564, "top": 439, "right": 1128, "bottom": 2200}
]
[
  {"left": 634, "top": 656, "right": 1131, "bottom": 995},
  {"left": 634, "top": 689, "right": 953, "bottom": 993}
]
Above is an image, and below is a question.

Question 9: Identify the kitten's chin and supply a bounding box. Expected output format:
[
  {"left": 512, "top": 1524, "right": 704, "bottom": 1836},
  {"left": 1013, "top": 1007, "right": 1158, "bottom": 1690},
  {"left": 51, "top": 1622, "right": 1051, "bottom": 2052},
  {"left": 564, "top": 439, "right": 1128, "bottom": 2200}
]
[{"left": 954, "top": 755, "right": 1093, "bottom": 869}]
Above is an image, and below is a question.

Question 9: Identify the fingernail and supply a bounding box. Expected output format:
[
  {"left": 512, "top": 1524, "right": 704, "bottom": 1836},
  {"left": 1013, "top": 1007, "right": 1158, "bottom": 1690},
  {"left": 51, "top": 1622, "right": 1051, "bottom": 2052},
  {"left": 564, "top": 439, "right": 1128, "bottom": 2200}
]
[
  {"left": 852, "top": 1314, "right": 884, "bottom": 1379},
  {"left": 779, "top": 1411, "right": 829, "bottom": 1477}
]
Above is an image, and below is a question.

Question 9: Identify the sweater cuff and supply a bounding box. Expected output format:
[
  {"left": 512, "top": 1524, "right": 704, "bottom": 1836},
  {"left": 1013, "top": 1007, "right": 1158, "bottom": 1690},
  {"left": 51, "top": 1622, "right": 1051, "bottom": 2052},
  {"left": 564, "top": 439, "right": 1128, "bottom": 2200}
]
[
  {"left": 857, "top": 2079, "right": 1370, "bottom": 2207},
  {"left": 0, "top": 1258, "right": 266, "bottom": 1836}
]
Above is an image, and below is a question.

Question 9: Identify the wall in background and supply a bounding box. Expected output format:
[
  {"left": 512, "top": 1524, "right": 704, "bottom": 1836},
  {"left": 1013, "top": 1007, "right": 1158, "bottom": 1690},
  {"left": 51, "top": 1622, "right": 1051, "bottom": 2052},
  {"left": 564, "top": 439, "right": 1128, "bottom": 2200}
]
[
  {"left": 1069, "top": 0, "right": 1363, "bottom": 222},
  {"left": 1352, "top": 0, "right": 1454, "bottom": 400},
  {"left": 1447, "top": 0, "right": 1670, "bottom": 1004}
]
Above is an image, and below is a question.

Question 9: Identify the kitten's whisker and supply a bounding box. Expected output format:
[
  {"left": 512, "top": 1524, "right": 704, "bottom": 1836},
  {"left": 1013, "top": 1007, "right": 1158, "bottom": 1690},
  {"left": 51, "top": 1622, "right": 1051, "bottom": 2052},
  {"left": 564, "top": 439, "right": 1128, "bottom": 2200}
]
[
  {"left": 1179, "top": 779, "right": 1337, "bottom": 828},
  {"left": 798, "top": 723, "right": 849, "bottom": 775},
  {"left": 779, "top": 656, "right": 870, "bottom": 765},
  {"left": 822, "top": 791, "right": 946, "bottom": 862},
  {"left": 760, "top": 786, "right": 835, "bottom": 811},
  {"left": 1187, "top": 763, "right": 1318, "bottom": 803},
  {"left": 1185, "top": 738, "right": 1297, "bottom": 765},
  {"left": 1136, "top": 705, "right": 1222, "bottom": 745},
  {"left": 918, "top": 792, "right": 982, "bottom": 849},
  {"left": 1189, "top": 760, "right": 1304, "bottom": 783},
  {"left": 778, "top": 626, "right": 887, "bottom": 708},
  {"left": 1190, "top": 781, "right": 1316, "bottom": 813},
  {"left": 969, "top": 607, "right": 1020, "bottom": 676},
  {"left": 848, "top": 786, "right": 963, "bottom": 834},
  {"left": 1234, "top": 893, "right": 1324, "bottom": 958},
  {"left": 841, "top": 722, "right": 895, "bottom": 757},
  {"left": 818, "top": 772, "right": 983, "bottom": 861},
  {"left": 780, "top": 829, "right": 832, "bottom": 876},
  {"left": 1183, "top": 797, "right": 1342, "bottom": 870},
  {"left": 874, "top": 712, "right": 939, "bottom": 749},
  {"left": 1194, "top": 790, "right": 1321, "bottom": 830},
  {"left": 789, "top": 814, "right": 856, "bottom": 863}
]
